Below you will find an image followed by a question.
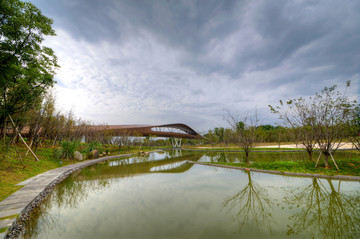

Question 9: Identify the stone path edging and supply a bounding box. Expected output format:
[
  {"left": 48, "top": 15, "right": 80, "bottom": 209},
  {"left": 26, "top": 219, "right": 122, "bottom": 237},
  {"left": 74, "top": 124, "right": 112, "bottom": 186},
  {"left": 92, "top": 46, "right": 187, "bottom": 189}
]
[
  {"left": 1, "top": 153, "right": 137, "bottom": 239},
  {"left": 187, "top": 161, "right": 360, "bottom": 181},
  {"left": 1, "top": 149, "right": 357, "bottom": 238}
]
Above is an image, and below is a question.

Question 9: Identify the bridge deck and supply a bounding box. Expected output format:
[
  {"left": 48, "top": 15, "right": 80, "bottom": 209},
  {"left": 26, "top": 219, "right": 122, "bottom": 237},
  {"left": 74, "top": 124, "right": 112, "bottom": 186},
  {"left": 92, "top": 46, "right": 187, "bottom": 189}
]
[{"left": 87, "top": 123, "right": 202, "bottom": 139}]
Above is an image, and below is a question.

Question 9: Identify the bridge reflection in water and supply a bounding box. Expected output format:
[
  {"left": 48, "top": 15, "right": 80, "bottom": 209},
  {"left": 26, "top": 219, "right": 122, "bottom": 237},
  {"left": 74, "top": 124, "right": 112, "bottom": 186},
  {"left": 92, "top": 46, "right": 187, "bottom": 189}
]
[
  {"left": 75, "top": 150, "right": 203, "bottom": 181},
  {"left": 23, "top": 151, "right": 360, "bottom": 239}
]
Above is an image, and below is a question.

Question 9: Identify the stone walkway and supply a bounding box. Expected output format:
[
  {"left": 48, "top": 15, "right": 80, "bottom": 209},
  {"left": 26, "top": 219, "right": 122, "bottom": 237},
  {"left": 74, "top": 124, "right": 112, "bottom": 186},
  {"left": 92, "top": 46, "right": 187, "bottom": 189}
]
[{"left": 0, "top": 154, "right": 132, "bottom": 239}]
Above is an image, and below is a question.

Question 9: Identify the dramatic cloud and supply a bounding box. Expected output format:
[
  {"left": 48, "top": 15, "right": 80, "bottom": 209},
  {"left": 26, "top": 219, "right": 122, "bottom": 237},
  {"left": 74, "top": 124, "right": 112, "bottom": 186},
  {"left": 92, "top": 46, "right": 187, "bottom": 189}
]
[{"left": 31, "top": 0, "right": 359, "bottom": 131}]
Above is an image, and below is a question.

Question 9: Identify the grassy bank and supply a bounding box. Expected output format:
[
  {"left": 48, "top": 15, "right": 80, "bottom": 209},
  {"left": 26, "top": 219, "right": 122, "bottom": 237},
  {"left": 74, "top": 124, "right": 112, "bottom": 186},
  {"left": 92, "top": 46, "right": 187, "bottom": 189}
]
[
  {"left": 0, "top": 145, "right": 71, "bottom": 202},
  {"left": 0, "top": 142, "right": 168, "bottom": 202},
  {"left": 209, "top": 157, "right": 360, "bottom": 177}
]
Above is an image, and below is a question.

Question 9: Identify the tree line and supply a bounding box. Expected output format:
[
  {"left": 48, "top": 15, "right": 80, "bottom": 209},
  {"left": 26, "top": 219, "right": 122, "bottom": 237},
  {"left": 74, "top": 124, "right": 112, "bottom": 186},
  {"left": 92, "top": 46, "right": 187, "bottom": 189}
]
[
  {"left": 1, "top": 0, "right": 359, "bottom": 168},
  {"left": 0, "top": 1, "right": 155, "bottom": 160},
  {"left": 205, "top": 82, "right": 359, "bottom": 168}
]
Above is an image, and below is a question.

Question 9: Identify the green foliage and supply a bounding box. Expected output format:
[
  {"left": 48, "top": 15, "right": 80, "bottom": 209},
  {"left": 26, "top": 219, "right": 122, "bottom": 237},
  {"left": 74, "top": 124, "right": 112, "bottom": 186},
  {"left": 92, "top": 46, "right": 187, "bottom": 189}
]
[
  {"left": 214, "top": 127, "right": 224, "bottom": 144},
  {"left": 83, "top": 141, "right": 101, "bottom": 154},
  {"left": 0, "top": 214, "right": 18, "bottom": 221},
  {"left": 53, "top": 140, "right": 79, "bottom": 160},
  {"left": 204, "top": 129, "right": 219, "bottom": 147},
  {"left": 0, "top": 141, "right": 17, "bottom": 161},
  {"left": 348, "top": 104, "right": 360, "bottom": 151},
  {"left": 258, "top": 124, "right": 275, "bottom": 131},
  {"left": 214, "top": 155, "right": 360, "bottom": 176},
  {"left": 269, "top": 81, "right": 357, "bottom": 167},
  {"left": 236, "top": 121, "right": 245, "bottom": 131},
  {"left": 0, "top": 0, "right": 59, "bottom": 126}
]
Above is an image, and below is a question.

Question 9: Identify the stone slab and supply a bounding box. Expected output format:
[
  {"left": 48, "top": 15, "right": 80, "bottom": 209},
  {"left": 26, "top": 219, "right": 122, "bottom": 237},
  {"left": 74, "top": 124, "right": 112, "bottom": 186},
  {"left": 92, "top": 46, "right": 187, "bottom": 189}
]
[
  {"left": 6, "top": 190, "right": 41, "bottom": 197},
  {"left": 0, "top": 191, "right": 40, "bottom": 203},
  {"left": 0, "top": 195, "right": 37, "bottom": 206},
  {"left": 0, "top": 218, "right": 15, "bottom": 229},
  {"left": 12, "top": 186, "right": 46, "bottom": 192},
  {"left": 0, "top": 232, "right": 6, "bottom": 239},
  {"left": 0, "top": 202, "right": 28, "bottom": 211},
  {"left": 16, "top": 173, "right": 63, "bottom": 186},
  {"left": 0, "top": 209, "right": 21, "bottom": 219}
]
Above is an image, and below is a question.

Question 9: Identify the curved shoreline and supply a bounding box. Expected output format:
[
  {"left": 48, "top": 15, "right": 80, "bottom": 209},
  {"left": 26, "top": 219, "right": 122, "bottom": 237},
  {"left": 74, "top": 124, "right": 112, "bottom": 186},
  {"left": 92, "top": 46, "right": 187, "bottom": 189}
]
[
  {"left": 187, "top": 161, "right": 360, "bottom": 181},
  {"left": 2, "top": 149, "right": 358, "bottom": 238},
  {"left": 2, "top": 153, "right": 135, "bottom": 239}
]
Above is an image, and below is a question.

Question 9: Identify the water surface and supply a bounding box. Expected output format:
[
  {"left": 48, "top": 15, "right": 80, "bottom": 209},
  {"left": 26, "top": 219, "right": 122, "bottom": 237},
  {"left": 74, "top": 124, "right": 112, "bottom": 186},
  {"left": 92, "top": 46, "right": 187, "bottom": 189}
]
[{"left": 24, "top": 150, "right": 360, "bottom": 239}]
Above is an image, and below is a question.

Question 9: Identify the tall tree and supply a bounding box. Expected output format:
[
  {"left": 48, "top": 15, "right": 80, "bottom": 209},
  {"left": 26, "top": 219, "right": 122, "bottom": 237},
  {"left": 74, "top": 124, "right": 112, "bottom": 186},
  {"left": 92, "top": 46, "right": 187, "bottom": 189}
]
[
  {"left": 348, "top": 104, "right": 360, "bottom": 151},
  {"left": 225, "top": 110, "right": 259, "bottom": 163},
  {"left": 270, "top": 81, "right": 357, "bottom": 168},
  {"left": 269, "top": 97, "right": 317, "bottom": 161},
  {"left": 214, "top": 127, "right": 225, "bottom": 145},
  {"left": 0, "top": 0, "right": 58, "bottom": 128}
]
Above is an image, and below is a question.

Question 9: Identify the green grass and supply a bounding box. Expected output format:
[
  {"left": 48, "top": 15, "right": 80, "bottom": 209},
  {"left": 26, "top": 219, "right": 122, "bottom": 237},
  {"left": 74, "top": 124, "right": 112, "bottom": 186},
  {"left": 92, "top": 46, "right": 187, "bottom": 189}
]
[
  {"left": 82, "top": 142, "right": 101, "bottom": 154},
  {"left": 0, "top": 142, "right": 167, "bottom": 202},
  {"left": 0, "top": 214, "right": 18, "bottom": 221},
  {"left": 212, "top": 158, "right": 360, "bottom": 176},
  {"left": 0, "top": 227, "right": 8, "bottom": 233},
  {"left": 194, "top": 149, "right": 360, "bottom": 176},
  {"left": 0, "top": 145, "right": 76, "bottom": 202}
]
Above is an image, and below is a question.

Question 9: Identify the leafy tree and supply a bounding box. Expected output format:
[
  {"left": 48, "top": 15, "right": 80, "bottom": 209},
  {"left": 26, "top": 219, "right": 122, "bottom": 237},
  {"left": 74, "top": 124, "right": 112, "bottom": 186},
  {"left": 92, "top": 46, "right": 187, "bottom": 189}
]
[
  {"left": 214, "top": 127, "right": 225, "bottom": 145},
  {"left": 270, "top": 98, "right": 317, "bottom": 160},
  {"left": 223, "top": 128, "right": 234, "bottom": 146},
  {"left": 270, "top": 81, "right": 357, "bottom": 168},
  {"left": 0, "top": 0, "right": 58, "bottom": 128},
  {"left": 348, "top": 104, "right": 360, "bottom": 151},
  {"left": 258, "top": 124, "right": 275, "bottom": 131},
  {"left": 225, "top": 110, "right": 260, "bottom": 163},
  {"left": 204, "top": 129, "right": 218, "bottom": 148}
]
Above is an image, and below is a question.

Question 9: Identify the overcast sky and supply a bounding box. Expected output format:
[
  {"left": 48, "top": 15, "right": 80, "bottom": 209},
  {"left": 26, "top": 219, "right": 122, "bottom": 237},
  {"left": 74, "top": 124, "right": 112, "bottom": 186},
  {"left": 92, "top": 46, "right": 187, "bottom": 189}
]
[{"left": 30, "top": 0, "right": 359, "bottom": 132}]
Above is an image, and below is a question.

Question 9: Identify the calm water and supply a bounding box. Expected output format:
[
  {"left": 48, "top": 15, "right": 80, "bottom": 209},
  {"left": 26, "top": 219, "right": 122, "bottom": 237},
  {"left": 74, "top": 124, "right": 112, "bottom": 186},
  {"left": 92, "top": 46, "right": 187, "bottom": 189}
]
[{"left": 24, "top": 150, "right": 360, "bottom": 239}]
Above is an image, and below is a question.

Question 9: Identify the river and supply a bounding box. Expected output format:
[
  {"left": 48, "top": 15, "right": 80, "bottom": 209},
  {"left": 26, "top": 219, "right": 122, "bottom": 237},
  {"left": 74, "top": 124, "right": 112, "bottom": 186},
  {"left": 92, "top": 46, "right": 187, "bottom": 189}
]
[{"left": 24, "top": 150, "right": 360, "bottom": 239}]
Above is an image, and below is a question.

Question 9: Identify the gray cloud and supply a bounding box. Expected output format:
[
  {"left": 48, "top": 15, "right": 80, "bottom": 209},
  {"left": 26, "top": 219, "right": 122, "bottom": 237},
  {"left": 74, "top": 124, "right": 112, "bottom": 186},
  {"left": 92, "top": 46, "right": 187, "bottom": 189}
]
[{"left": 31, "top": 0, "right": 360, "bottom": 130}]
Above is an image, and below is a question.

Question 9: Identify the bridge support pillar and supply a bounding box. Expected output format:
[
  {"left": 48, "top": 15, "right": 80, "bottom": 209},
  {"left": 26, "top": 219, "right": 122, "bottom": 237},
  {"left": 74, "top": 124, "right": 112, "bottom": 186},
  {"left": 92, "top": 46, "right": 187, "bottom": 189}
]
[{"left": 171, "top": 138, "right": 182, "bottom": 148}]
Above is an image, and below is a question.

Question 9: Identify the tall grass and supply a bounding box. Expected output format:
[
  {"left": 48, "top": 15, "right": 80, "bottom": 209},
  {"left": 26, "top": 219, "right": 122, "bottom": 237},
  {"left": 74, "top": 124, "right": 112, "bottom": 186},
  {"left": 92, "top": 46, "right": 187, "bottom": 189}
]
[
  {"left": 83, "top": 141, "right": 101, "bottom": 154},
  {"left": 54, "top": 140, "right": 79, "bottom": 160}
]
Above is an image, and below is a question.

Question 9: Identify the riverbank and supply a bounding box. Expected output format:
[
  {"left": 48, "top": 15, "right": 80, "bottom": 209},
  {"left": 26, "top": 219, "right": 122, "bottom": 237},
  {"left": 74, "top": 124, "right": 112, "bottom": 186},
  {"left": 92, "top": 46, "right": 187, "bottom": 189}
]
[
  {"left": 0, "top": 143, "right": 168, "bottom": 202},
  {"left": 0, "top": 153, "right": 137, "bottom": 238},
  {"left": 188, "top": 160, "right": 360, "bottom": 180},
  {"left": 183, "top": 148, "right": 360, "bottom": 177},
  {"left": 1, "top": 148, "right": 359, "bottom": 237}
]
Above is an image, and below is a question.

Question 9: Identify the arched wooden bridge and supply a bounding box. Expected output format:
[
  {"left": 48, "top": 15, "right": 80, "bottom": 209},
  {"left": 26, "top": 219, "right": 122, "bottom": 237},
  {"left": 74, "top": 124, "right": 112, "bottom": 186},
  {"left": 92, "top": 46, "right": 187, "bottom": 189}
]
[{"left": 88, "top": 123, "right": 202, "bottom": 139}]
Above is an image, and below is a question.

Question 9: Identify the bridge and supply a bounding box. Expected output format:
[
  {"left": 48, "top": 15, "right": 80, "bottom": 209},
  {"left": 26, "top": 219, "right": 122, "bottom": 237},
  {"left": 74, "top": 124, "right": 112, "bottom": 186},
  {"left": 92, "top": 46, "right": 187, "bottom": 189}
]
[{"left": 87, "top": 123, "right": 203, "bottom": 148}]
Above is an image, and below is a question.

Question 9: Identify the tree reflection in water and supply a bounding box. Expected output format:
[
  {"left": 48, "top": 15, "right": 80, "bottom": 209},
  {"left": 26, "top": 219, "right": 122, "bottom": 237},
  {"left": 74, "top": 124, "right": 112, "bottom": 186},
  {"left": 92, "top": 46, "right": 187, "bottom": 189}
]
[
  {"left": 24, "top": 172, "right": 111, "bottom": 238},
  {"left": 222, "top": 171, "right": 273, "bottom": 233},
  {"left": 203, "top": 151, "right": 242, "bottom": 163},
  {"left": 24, "top": 151, "right": 203, "bottom": 238},
  {"left": 284, "top": 178, "right": 360, "bottom": 238}
]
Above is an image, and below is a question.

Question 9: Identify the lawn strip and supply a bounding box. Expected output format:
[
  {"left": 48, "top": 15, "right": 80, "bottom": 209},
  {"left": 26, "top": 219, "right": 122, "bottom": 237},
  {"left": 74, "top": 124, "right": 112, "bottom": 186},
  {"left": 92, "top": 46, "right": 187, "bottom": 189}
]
[{"left": 188, "top": 160, "right": 360, "bottom": 180}]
